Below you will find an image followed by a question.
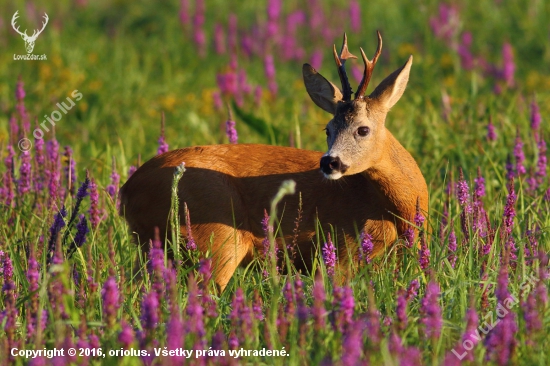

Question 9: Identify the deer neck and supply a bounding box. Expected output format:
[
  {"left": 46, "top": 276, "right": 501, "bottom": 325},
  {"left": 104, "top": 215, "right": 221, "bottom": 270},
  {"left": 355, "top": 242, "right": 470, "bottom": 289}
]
[{"left": 363, "top": 131, "right": 427, "bottom": 233}]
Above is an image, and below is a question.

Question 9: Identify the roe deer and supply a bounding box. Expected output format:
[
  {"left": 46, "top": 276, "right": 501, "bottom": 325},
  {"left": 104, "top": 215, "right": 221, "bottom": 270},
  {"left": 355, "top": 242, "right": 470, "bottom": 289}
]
[{"left": 119, "top": 32, "right": 428, "bottom": 291}]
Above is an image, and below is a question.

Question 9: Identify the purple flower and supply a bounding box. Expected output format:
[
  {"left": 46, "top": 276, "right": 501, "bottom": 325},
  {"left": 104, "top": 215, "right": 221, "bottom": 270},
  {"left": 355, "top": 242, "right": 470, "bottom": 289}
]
[
  {"left": 404, "top": 226, "right": 415, "bottom": 248},
  {"left": 502, "top": 180, "right": 517, "bottom": 237},
  {"left": 119, "top": 321, "right": 135, "bottom": 349},
  {"left": 474, "top": 167, "right": 486, "bottom": 199},
  {"left": 128, "top": 165, "right": 137, "bottom": 177},
  {"left": 178, "top": 0, "right": 189, "bottom": 25},
  {"left": 359, "top": 230, "right": 373, "bottom": 264},
  {"left": 47, "top": 206, "right": 67, "bottom": 262},
  {"left": 166, "top": 307, "right": 185, "bottom": 359},
  {"left": 536, "top": 137, "right": 547, "bottom": 184},
  {"left": 396, "top": 290, "right": 408, "bottom": 330},
  {"left": 501, "top": 42, "right": 515, "bottom": 88},
  {"left": 457, "top": 168, "right": 472, "bottom": 213},
  {"left": 89, "top": 178, "right": 100, "bottom": 229},
  {"left": 429, "top": 3, "right": 460, "bottom": 42},
  {"left": 322, "top": 233, "right": 337, "bottom": 277},
  {"left": 531, "top": 99, "right": 541, "bottom": 131},
  {"left": 140, "top": 291, "right": 159, "bottom": 333},
  {"left": 523, "top": 292, "right": 542, "bottom": 335},
  {"left": 505, "top": 154, "right": 514, "bottom": 181},
  {"left": 419, "top": 240, "right": 430, "bottom": 270},
  {"left": 421, "top": 280, "right": 442, "bottom": 340},
  {"left": 101, "top": 277, "right": 120, "bottom": 327},
  {"left": 214, "top": 23, "right": 226, "bottom": 54},
  {"left": 264, "top": 55, "right": 277, "bottom": 95},
  {"left": 16, "top": 76, "right": 26, "bottom": 101},
  {"left": 34, "top": 135, "right": 45, "bottom": 192},
  {"left": 348, "top": 1, "right": 361, "bottom": 33},
  {"left": 332, "top": 286, "right": 355, "bottom": 333},
  {"left": 18, "top": 149, "right": 32, "bottom": 195},
  {"left": 312, "top": 272, "right": 327, "bottom": 331},
  {"left": 186, "top": 276, "right": 205, "bottom": 341},
  {"left": 487, "top": 120, "right": 497, "bottom": 141},
  {"left": 458, "top": 32, "right": 475, "bottom": 70},
  {"left": 192, "top": 0, "right": 206, "bottom": 55},
  {"left": 225, "top": 111, "right": 238, "bottom": 144},
  {"left": 228, "top": 288, "right": 253, "bottom": 347},
  {"left": 513, "top": 131, "right": 526, "bottom": 175},
  {"left": 448, "top": 228, "right": 457, "bottom": 267},
  {"left": 341, "top": 320, "right": 363, "bottom": 364},
  {"left": 106, "top": 159, "right": 120, "bottom": 200},
  {"left": 74, "top": 214, "right": 89, "bottom": 247},
  {"left": 157, "top": 114, "right": 169, "bottom": 155},
  {"left": 406, "top": 279, "right": 420, "bottom": 301}
]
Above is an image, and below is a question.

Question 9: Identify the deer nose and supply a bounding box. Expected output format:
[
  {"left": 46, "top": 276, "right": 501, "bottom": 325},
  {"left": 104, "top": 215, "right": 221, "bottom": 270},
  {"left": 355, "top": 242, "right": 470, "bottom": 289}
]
[{"left": 320, "top": 156, "right": 348, "bottom": 174}]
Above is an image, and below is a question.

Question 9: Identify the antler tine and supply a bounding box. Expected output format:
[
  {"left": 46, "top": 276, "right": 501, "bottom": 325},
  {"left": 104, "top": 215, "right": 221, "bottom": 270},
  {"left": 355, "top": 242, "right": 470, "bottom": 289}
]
[
  {"left": 333, "top": 33, "right": 357, "bottom": 102},
  {"left": 33, "top": 13, "right": 49, "bottom": 38},
  {"left": 355, "top": 30, "right": 383, "bottom": 99},
  {"left": 11, "top": 11, "right": 28, "bottom": 37}
]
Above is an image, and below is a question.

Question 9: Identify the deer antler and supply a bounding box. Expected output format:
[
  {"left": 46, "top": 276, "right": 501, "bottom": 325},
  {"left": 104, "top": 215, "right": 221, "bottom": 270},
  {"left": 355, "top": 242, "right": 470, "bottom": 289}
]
[
  {"left": 11, "top": 11, "right": 28, "bottom": 37},
  {"left": 30, "top": 13, "right": 49, "bottom": 40},
  {"left": 355, "top": 31, "right": 383, "bottom": 99},
  {"left": 332, "top": 33, "right": 357, "bottom": 102}
]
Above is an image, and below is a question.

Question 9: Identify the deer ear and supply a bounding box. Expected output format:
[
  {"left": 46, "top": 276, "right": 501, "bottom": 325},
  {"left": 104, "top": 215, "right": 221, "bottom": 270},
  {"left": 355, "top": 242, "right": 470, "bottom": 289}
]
[
  {"left": 369, "top": 55, "right": 413, "bottom": 110},
  {"left": 303, "top": 64, "right": 343, "bottom": 115}
]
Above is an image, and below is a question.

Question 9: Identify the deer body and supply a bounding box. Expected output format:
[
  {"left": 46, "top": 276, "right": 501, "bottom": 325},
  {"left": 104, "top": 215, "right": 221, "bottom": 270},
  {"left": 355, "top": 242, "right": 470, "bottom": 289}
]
[{"left": 120, "top": 33, "right": 428, "bottom": 290}]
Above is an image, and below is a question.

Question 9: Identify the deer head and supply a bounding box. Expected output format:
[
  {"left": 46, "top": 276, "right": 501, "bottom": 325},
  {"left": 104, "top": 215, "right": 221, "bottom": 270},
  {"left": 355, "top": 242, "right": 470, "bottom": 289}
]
[
  {"left": 11, "top": 11, "right": 49, "bottom": 54},
  {"left": 303, "top": 32, "right": 413, "bottom": 180}
]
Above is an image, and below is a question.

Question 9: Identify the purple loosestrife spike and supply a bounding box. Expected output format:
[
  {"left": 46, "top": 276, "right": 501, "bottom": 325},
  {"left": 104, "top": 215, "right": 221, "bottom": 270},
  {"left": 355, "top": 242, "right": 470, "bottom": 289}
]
[
  {"left": 396, "top": 290, "right": 408, "bottom": 331},
  {"left": 341, "top": 320, "right": 363, "bottom": 365},
  {"left": 536, "top": 137, "right": 547, "bottom": 184},
  {"left": 359, "top": 230, "right": 373, "bottom": 264},
  {"left": 458, "top": 32, "right": 475, "bottom": 70},
  {"left": 225, "top": 107, "right": 238, "bottom": 144},
  {"left": 186, "top": 276, "right": 206, "bottom": 341},
  {"left": 192, "top": 0, "right": 206, "bottom": 56},
  {"left": 349, "top": 0, "right": 361, "bottom": 33},
  {"left": 295, "top": 278, "right": 309, "bottom": 325},
  {"left": 5, "top": 144, "right": 15, "bottom": 171},
  {"left": 166, "top": 307, "right": 185, "bottom": 361},
  {"left": 179, "top": 0, "right": 189, "bottom": 25},
  {"left": 448, "top": 228, "right": 457, "bottom": 267},
  {"left": 501, "top": 43, "right": 515, "bottom": 88},
  {"left": 457, "top": 168, "right": 472, "bottom": 214},
  {"left": 404, "top": 226, "right": 415, "bottom": 248},
  {"left": 505, "top": 154, "right": 514, "bottom": 181},
  {"left": 407, "top": 279, "right": 420, "bottom": 301},
  {"left": 118, "top": 321, "right": 135, "bottom": 349},
  {"left": 106, "top": 158, "right": 120, "bottom": 200},
  {"left": 47, "top": 206, "right": 67, "bottom": 262},
  {"left": 531, "top": 99, "right": 541, "bottom": 132},
  {"left": 74, "top": 215, "right": 89, "bottom": 247},
  {"left": 157, "top": 113, "right": 170, "bottom": 153},
  {"left": 141, "top": 291, "right": 159, "bottom": 337},
  {"left": 34, "top": 131, "right": 45, "bottom": 193},
  {"left": 26, "top": 251, "right": 40, "bottom": 339},
  {"left": 18, "top": 149, "right": 32, "bottom": 195},
  {"left": 502, "top": 179, "right": 517, "bottom": 260},
  {"left": 513, "top": 131, "right": 526, "bottom": 175},
  {"left": 89, "top": 178, "right": 100, "bottom": 229},
  {"left": 421, "top": 280, "right": 442, "bottom": 340},
  {"left": 183, "top": 203, "right": 196, "bottom": 250},
  {"left": 16, "top": 76, "right": 26, "bottom": 101},
  {"left": 2, "top": 256, "right": 18, "bottom": 354},
  {"left": 9, "top": 116, "right": 18, "bottom": 144},
  {"left": 128, "top": 165, "right": 137, "bottom": 177},
  {"left": 484, "top": 301, "right": 517, "bottom": 363},
  {"left": 523, "top": 291, "right": 542, "bottom": 336},
  {"left": 310, "top": 49, "right": 323, "bottom": 69},
  {"left": 419, "top": 240, "right": 430, "bottom": 270},
  {"left": 446, "top": 305, "right": 479, "bottom": 363},
  {"left": 214, "top": 23, "right": 226, "bottom": 54},
  {"left": 429, "top": 4, "right": 460, "bottom": 41},
  {"left": 312, "top": 271, "right": 327, "bottom": 331},
  {"left": 101, "top": 277, "right": 120, "bottom": 328},
  {"left": 229, "top": 288, "right": 253, "bottom": 347},
  {"left": 474, "top": 167, "right": 486, "bottom": 199},
  {"left": 68, "top": 176, "right": 90, "bottom": 228},
  {"left": 487, "top": 119, "right": 497, "bottom": 141},
  {"left": 264, "top": 55, "right": 277, "bottom": 95},
  {"left": 322, "top": 233, "right": 337, "bottom": 277}
]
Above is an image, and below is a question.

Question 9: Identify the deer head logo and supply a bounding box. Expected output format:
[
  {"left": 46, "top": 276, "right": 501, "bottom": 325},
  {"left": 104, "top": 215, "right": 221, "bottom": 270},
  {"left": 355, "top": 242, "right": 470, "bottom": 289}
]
[{"left": 11, "top": 11, "right": 49, "bottom": 54}]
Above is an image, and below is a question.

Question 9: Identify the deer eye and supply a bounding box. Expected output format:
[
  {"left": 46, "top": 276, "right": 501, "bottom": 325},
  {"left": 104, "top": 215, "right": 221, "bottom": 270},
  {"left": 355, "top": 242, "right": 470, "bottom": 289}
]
[
  {"left": 357, "top": 126, "right": 370, "bottom": 137},
  {"left": 324, "top": 128, "right": 330, "bottom": 137}
]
